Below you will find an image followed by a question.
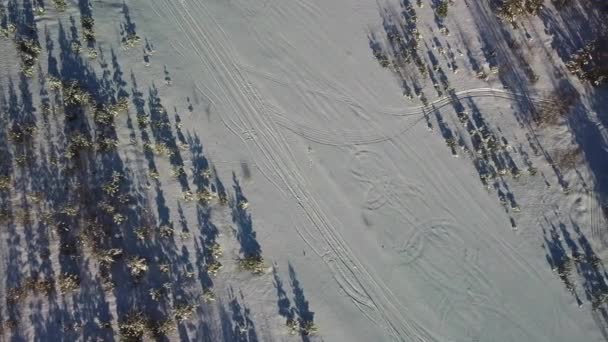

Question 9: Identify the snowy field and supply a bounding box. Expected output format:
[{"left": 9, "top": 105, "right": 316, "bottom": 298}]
[{"left": 0, "top": 0, "right": 607, "bottom": 341}]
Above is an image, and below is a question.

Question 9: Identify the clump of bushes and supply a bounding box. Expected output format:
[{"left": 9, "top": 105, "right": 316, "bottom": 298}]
[
  {"left": 299, "top": 320, "right": 318, "bottom": 336},
  {"left": 24, "top": 277, "right": 54, "bottom": 295},
  {"left": 0, "top": 23, "right": 16, "bottom": 38},
  {"left": 94, "top": 248, "right": 123, "bottom": 266},
  {"left": 554, "top": 147, "right": 581, "bottom": 170},
  {"left": 0, "top": 175, "right": 12, "bottom": 191},
  {"left": 118, "top": 304, "right": 196, "bottom": 341},
  {"left": 6, "top": 277, "right": 55, "bottom": 304},
  {"left": 143, "top": 142, "right": 175, "bottom": 157},
  {"left": 97, "top": 137, "right": 119, "bottom": 151},
  {"left": 172, "top": 303, "right": 195, "bottom": 322},
  {"left": 533, "top": 88, "right": 578, "bottom": 127},
  {"left": 496, "top": 0, "right": 544, "bottom": 25},
  {"left": 118, "top": 312, "right": 150, "bottom": 342},
  {"left": 61, "top": 81, "right": 91, "bottom": 107},
  {"left": 94, "top": 99, "right": 129, "bottom": 125},
  {"left": 184, "top": 188, "right": 217, "bottom": 204},
  {"left": 238, "top": 255, "right": 265, "bottom": 275},
  {"left": 66, "top": 132, "right": 93, "bottom": 158},
  {"left": 58, "top": 273, "right": 81, "bottom": 294},
  {"left": 287, "top": 318, "right": 318, "bottom": 336},
  {"left": 16, "top": 39, "right": 42, "bottom": 77},
  {"left": 81, "top": 16, "right": 96, "bottom": 43},
  {"left": 373, "top": 50, "right": 390, "bottom": 68},
  {"left": 152, "top": 319, "right": 176, "bottom": 337},
  {"left": 567, "top": 40, "right": 608, "bottom": 86},
  {"left": 127, "top": 256, "right": 148, "bottom": 278},
  {"left": 436, "top": 0, "right": 449, "bottom": 18},
  {"left": 206, "top": 260, "right": 222, "bottom": 276},
  {"left": 52, "top": 0, "right": 68, "bottom": 11},
  {"left": 122, "top": 34, "right": 141, "bottom": 50},
  {"left": 201, "top": 288, "right": 216, "bottom": 303},
  {"left": 8, "top": 123, "right": 38, "bottom": 143},
  {"left": 159, "top": 225, "right": 174, "bottom": 238},
  {"left": 210, "top": 242, "right": 223, "bottom": 259},
  {"left": 6, "top": 286, "right": 28, "bottom": 304},
  {"left": 47, "top": 76, "right": 63, "bottom": 90},
  {"left": 103, "top": 172, "right": 122, "bottom": 196}
]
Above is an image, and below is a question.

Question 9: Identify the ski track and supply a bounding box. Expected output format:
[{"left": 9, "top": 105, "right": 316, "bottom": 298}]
[
  {"left": 147, "top": 0, "right": 573, "bottom": 340},
  {"left": 151, "top": 0, "right": 445, "bottom": 340}
]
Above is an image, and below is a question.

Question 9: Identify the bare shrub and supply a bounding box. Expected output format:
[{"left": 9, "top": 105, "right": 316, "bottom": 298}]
[
  {"left": 118, "top": 312, "right": 150, "bottom": 341},
  {"left": 24, "top": 277, "right": 54, "bottom": 295},
  {"left": 8, "top": 123, "right": 37, "bottom": 143},
  {"left": 143, "top": 142, "right": 174, "bottom": 157},
  {"left": 66, "top": 133, "right": 93, "bottom": 158},
  {"left": 436, "top": 0, "right": 449, "bottom": 18},
  {"left": 554, "top": 147, "right": 581, "bottom": 170},
  {"left": 534, "top": 88, "right": 578, "bottom": 127},
  {"left": 127, "top": 256, "right": 148, "bottom": 278},
  {"left": 172, "top": 303, "right": 195, "bottom": 322},
  {"left": 0, "top": 175, "right": 11, "bottom": 191},
  {"left": 496, "top": 0, "right": 544, "bottom": 25},
  {"left": 152, "top": 319, "right": 176, "bottom": 337},
  {"left": 52, "top": 0, "right": 68, "bottom": 11},
  {"left": 210, "top": 243, "right": 223, "bottom": 259},
  {"left": 61, "top": 81, "right": 91, "bottom": 107},
  {"left": 81, "top": 16, "right": 95, "bottom": 42},
  {"left": 97, "top": 138, "right": 119, "bottom": 151},
  {"left": 94, "top": 248, "right": 123, "bottom": 266},
  {"left": 299, "top": 320, "right": 318, "bottom": 336},
  {"left": 122, "top": 34, "right": 141, "bottom": 50},
  {"left": 6, "top": 286, "right": 28, "bottom": 304},
  {"left": 206, "top": 260, "right": 222, "bottom": 276},
  {"left": 16, "top": 39, "right": 42, "bottom": 77},
  {"left": 102, "top": 172, "right": 122, "bottom": 196},
  {"left": 0, "top": 23, "right": 16, "bottom": 38},
  {"left": 286, "top": 318, "right": 318, "bottom": 336},
  {"left": 238, "top": 255, "right": 265, "bottom": 275},
  {"left": 201, "top": 288, "right": 216, "bottom": 303},
  {"left": 567, "top": 40, "right": 608, "bottom": 86},
  {"left": 158, "top": 225, "right": 174, "bottom": 238},
  {"left": 58, "top": 273, "right": 80, "bottom": 294}
]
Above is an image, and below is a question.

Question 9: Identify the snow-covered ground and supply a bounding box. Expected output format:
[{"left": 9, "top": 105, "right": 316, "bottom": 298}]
[{"left": 1, "top": 0, "right": 607, "bottom": 341}]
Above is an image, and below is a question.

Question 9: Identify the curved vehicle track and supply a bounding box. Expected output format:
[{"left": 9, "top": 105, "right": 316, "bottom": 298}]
[{"left": 268, "top": 87, "right": 551, "bottom": 146}]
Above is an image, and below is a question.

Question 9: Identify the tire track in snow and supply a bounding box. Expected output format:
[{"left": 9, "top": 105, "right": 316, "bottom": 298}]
[
  {"left": 350, "top": 148, "right": 430, "bottom": 220},
  {"left": 241, "top": 62, "right": 552, "bottom": 118},
  {"left": 346, "top": 147, "right": 525, "bottom": 341},
  {"left": 267, "top": 88, "right": 554, "bottom": 146},
  {"left": 151, "top": 0, "right": 440, "bottom": 340},
  {"left": 397, "top": 218, "right": 524, "bottom": 341}
]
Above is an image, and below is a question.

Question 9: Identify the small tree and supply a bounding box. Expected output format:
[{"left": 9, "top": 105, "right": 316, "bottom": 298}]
[
  {"left": 58, "top": 273, "right": 80, "bottom": 294},
  {"left": 238, "top": 255, "right": 265, "bottom": 275},
  {"left": 127, "top": 256, "right": 148, "bottom": 278},
  {"left": 436, "top": 1, "right": 449, "bottom": 18},
  {"left": 118, "top": 312, "right": 150, "bottom": 342},
  {"left": 172, "top": 303, "right": 195, "bottom": 322}
]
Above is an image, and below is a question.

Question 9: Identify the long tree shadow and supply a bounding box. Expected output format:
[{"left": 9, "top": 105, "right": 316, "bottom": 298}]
[
  {"left": 230, "top": 173, "right": 261, "bottom": 259},
  {"left": 289, "top": 263, "right": 317, "bottom": 340},
  {"left": 220, "top": 287, "right": 259, "bottom": 342},
  {"left": 272, "top": 266, "right": 295, "bottom": 326},
  {"left": 576, "top": 86, "right": 608, "bottom": 239},
  {"left": 543, "top": 214, "right": 608, "bottom": 338}
]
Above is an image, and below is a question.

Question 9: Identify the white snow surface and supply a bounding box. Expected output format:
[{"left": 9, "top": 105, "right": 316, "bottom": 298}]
[{"left": 1, "top": 0, "right": 607, "bottom": 341}]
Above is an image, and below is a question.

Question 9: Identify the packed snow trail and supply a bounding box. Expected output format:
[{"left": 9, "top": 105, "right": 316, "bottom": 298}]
[
  {"left": 150, "top": 0, "right": 448, "bottom": 340},
  {"left": 139, "top": 0, "right": 601, "bottom": 341}
]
